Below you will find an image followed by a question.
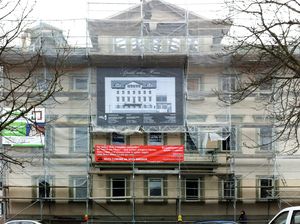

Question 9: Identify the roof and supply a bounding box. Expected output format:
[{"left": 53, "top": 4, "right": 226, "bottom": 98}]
[
  {"left": 25, "top": 22, "right": 63, "bottom": 33},
  {"left": 87, "top": 0, "right": 230, "bottom": 38}
]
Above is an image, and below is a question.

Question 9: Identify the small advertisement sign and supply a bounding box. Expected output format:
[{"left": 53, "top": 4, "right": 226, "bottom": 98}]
[
  {"left": 95, "top": 145, "right": 184, "bottom": 163},
  {"left": 1, "top": 108, "right": 45, "bottom": 147}
]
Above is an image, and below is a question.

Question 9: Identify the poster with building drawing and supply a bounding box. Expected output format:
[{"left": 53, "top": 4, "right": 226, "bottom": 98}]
[{"left": 97, "top": 68, "right": 183, "bottom": 126}]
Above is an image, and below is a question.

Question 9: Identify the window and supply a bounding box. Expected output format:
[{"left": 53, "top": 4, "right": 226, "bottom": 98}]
[
  {"left": 33, "top": 176, "right": 53, "bottom": 200},
  {"left": 221, "top": 127, "right": 237, "bottom": 151},
  {"left": 257, "top": 74, "right": 272, "bottom": 92},
  {"left": 186, "top": 132, "right": 197, "bottom": 151},
  {"left": 185, "top": 178, "right": 201, "bottom": 201},
  {"left": 260, "top": 126, "right": 272, "bottom": 151},
  {"left": 111, "top": 133, "right": 125, "bottom": 145},
  {"left": 148, "top": 178, "right": 163, "bottom": 198},
  {"left": 259, "top": 178, "right": 275, "bottom": 199},
  {"left": 71, "top": 176, "right": 87, "bottom": 200},
  {"left": 110, "top": 178, "right": 126, "bottom": 201},
  {"left": 221, "top": 76, "right": 237, "bottom": 92},
  {"left": 148, "top": 133, "right": 163, "bottom": 145},
  {"left": 73, "top": 127, "right": 88, "bottom": 152},
  {"left": 222, "top": 176, "right": 235, "bottom": 199},
  {"left": 73, "top": 77, "right": 88, "bottom": 91},
  {"left": 187, "top": 76, "right": 201, "bottom": 93},
  {"left": 36, "top": 76, "right": 49, "bottom": 91}
]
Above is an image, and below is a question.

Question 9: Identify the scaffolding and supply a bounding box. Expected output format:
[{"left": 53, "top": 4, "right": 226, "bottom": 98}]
[{"left": 0, "top": 0, "right": 299, "bottom": 223}]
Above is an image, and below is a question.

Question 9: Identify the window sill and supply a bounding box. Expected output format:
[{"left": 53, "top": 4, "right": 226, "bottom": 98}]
[
  {"left": 107, "top": 199, "right": 130, "bottom": 204},
  {"left": 144, "top": 199, "right": 167, "bottom": 204}
]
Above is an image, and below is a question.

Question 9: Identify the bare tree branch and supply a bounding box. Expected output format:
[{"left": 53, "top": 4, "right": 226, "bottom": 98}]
[{"left": 217, "top": 0, "right": 300, "bottom": 153}]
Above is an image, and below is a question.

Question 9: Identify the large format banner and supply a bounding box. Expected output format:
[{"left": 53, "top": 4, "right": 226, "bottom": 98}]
[
  {"left": 97, "top": 68, "right": 184, "bottom": 126},
  {"left": 95, "top": 145, "right": 184, "bottom": 162},
  {"left": 1, "top": 108, "right": 45, "bottom": 147}
]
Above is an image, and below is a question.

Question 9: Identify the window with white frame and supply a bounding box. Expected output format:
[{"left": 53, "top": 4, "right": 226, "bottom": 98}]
[
  {"left": 148, "top": 178, "right": 163, "bottom": 198},
  {"left": 73, "top": 76, "right": 88, "bottom": 91},
  {"left": 221, "top": 127, "right": 237, "bottom": 151},
  {"left": 185, "top": 178, "right": 201, "bottom": 201},
  {"left": 221, "top": 76, "right": 237, "bottom": 93},
  {"left": 71, "top": 176, "right": 87, "bottom": 200},
  {"left": 111, "top": 132, "right": 126, "bottom": 145},
  {"left": 222, "top": 176, "right": 235, "bottom": 199},
  {"left": 259, "top": 178, "right": 275, "bottom": 199},
  {"left": 34, "top": 176, "right": 53, "bottom": 199},
  {"left": 73, "top": 127, "right": 88, "bottom": 152},
  {"left": 148, "top": 133, "right": 163, "bottom": 145},
  {"left": 260, "top": 126, "right": 273, "bottom": 151},
  {"left": 110, "top": 177, "right": 126, "bottom": 201}
]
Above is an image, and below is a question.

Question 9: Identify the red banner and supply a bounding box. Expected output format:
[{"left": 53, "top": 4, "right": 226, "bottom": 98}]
[{"left": 95, "top": 145, "right": 184, "bottom": 163}]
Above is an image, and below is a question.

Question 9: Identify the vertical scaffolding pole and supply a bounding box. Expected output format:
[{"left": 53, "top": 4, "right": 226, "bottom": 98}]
[{"left": 132, "top": 153, "right": 135, "bottom": 224}]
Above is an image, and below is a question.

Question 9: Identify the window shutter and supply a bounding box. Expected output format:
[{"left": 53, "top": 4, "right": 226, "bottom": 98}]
[
  {"left": 69, "top": 127, "right": 74, "bottom": 153},
  {"left": 163, "top": 176, "right": 168, "bottom": 203},
  {"left": 218, "top": 178, "right": 222, "bottom": 200},
  {"left": 126, "top": 177, "right": 130, "bottom": 200},
  {"left": 144, "top": 133, "right": 147, "bottom": 145},
  {"left": 106, "top": 133, "right": 110, "bottom": 144},
  {"left": 106, "top": 177, "right": 111, "bottom": 200},
  {"left": 236, "top": 178, "right": 241, "bottom": 199},
  {"left": 126, "top": 135, "right": 130, "bottom": 145},
  {"left": 200, "top": 178, "right": 204, "bottom": 201},
  {"left": 163, "top": 133, "right": 167, "bottom": 145},
  {"left": 181, "top": 178, "right": 185, "bottom": 201},
  {"left": 256, "top": 178, "right": 259, "bottom": 200},
  {"left": 69, "top": 178, "right": 74, "bottom": 200},
  {"left": 180, "top": 133, "right": 184, "bottom": 145},
  {"left": 144, "top": 177, "right": 148, "bottom": 199}
]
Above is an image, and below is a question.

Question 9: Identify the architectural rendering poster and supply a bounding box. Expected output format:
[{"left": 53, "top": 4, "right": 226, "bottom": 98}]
[
  {"left": 95, "top": 144, "right": 184, "bottom": 162},
  {"left": 97, "top": 68, "right": 184, "bottom": 126}
]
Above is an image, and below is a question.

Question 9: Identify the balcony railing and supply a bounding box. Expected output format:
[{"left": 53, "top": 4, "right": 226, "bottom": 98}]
[{"left": 89, "top": 36, "right": 223, "bottom": 55}]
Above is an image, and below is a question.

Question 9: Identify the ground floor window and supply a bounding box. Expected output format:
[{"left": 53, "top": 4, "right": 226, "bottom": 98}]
[
  {"left": 148, "top": 178, "right": 163, "bottom": 199},
  {"left": 110, "top": 177, "right": 127, "bottom": 201},
  {"left": 71, "top": 176, "right": 87, "bottom": 201},
  {"left": 33, "top": 176, "right": 54, "bottom": 200},
  {"left": 185, "top": 178, "right": 201, "bottom": 201},
  {"left": 259, "top": 177, "right": 275, "bottom": 199}
]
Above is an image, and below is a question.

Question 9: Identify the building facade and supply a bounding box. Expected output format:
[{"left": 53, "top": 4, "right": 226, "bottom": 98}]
[{"left": 1, "top": 1, "right": 300, "bottom": 224}]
